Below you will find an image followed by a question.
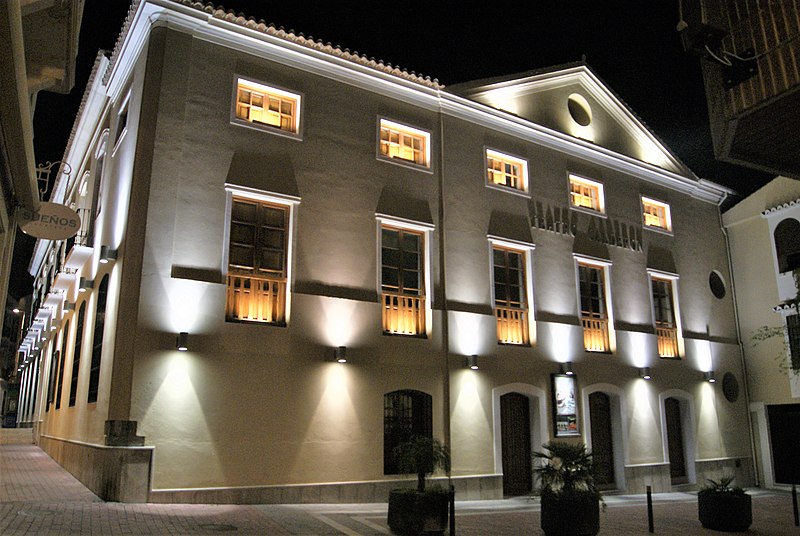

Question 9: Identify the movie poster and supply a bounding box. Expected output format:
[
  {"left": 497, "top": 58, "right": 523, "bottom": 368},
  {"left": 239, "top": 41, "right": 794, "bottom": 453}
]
[{"left": 552, "top": 374, "right": 579, "bottom": 437}]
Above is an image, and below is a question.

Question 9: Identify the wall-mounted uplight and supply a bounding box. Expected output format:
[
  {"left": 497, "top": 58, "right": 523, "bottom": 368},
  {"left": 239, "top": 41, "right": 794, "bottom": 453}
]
[
  {"left": 333, "top": 346, "right": 347, "bottom": 363},
  {"left": 704, "top": 371, "right": 716, "bottom": 383},
  {"left": 560, "top": 361, "right": 574, "bottom": 376},
  {"left": 638, "top": 367, "right": 652, "bottom": 380},
  {"left": 78, "top": 278, "right": 94, "bottom": 293},
  {"left": 465, "top": 355, "right": 479, "bottom": 370},
  {"left": 176, "top": 332, "right": 189, "bottom": 352},
  {"left": 12, "top": 308, "right": 20, "bottom": 314},
  {"left": 99, "top": 246, "right": 118, "bottom": 264}
]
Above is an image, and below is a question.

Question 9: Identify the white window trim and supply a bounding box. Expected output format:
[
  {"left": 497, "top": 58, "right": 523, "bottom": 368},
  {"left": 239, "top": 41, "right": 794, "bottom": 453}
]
[
  {"left": 573, "top": 254, "right": 615, "bottom": 353},
  {"left": 488, "top": 236, "right": 536, "bottom": 343},
  {"left": 230, "top": 75, "right": 304, "bottom": 140},
  {"left": 223, "top": 184, "right": 301, "bottom": 323},
  {"left": 376, "top": 213, "right": 434, "bottom": 336},
  {"left": 647, "top": 269, "right": 684, "bottom": 358},
  {"left": 111, "top": 90, "right": 131, "bottom": 157},
  {"left": 376, "top": 118, "right": 432, "bottom": 173},
  {"left": 484, "top": 148, "right": 530, "bottom": 197},
  {"left": 641, "top": 195, "right": 673, "bottom": 234},
  {"left": 568, "top": 173, "right": 606, "bottom": 216}
]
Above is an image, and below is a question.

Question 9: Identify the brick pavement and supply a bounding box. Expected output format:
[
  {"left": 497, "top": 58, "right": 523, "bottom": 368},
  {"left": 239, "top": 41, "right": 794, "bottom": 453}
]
[{"left": 2, "top": 443, "right": 800, "bottom": 535}]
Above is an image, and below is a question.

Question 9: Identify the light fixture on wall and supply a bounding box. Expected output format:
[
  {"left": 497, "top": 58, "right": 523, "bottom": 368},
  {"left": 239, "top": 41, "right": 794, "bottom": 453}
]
[
  {"left": 99, "top": 246, "right": 118, "bottom": 264},
  {"left": 176, "top": 332, "right": 189, "bottom": 351},
  {"left": 333, "top": 346, "right": 347, "bottom": 363},
  {"left": 560, "top": 361, "right": 574, "bottom": 375},
  {"left": 704, "top": 370, "right": 716, "bottom": 383},
  {"left": 78, "top": 278, "right": 94, "bottom": 293},
  {"left": 465, "top": 355, "right": 479, "bottom": 370},
  {"left": 638, "top": 367, "right": 652, "bottom": 380}
]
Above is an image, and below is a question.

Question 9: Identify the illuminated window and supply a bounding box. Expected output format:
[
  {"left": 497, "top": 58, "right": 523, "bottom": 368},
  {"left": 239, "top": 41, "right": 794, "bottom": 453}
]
[
  {"left": 381, "top": 225, "right": 426, "bottom": 335},
  {"left": 69, "top": 302, "right": 87, "bottom": 407},
  {"left": 235, "top": 78, "right": 300, "bottom": 134},
  {"left": 384, "top": 390, "right": 432, "bottom": 474},
  {"left": 226, "top": 197, "right": 289, "bottom": 324},
  {"left": 578, "top": 261, "right": 610, "bottom": 352},
  {"left": 651, "top": 276, "right": 679, "bottom": 358},
  {"left": 493, "top": 246, "right": 529, "bottom": 344},
  {"left": 569, "top": 175, "right": 604, "bottom": 214},
  {"left": 486, "top": 149, "right": 527, "bottom": 192},
  {"left": 642, "top": 197, "right": 672, "bottom": 232},
  {"left": 379, "top": 119, "right": 430, "bottom": 167}
]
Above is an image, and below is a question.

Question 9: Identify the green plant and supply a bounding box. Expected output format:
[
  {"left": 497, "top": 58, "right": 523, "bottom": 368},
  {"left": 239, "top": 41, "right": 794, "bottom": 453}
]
[
  {"left": 533, "top": 441, "right": 598, "bottom": 496},
  {"left": 751, "top": 268, "right": 800, "bottom": 375},
  {"left": 392, "top": 435, "right": 450, "bottom": 492},
  {"left": 698, "top": 475, "right": 746, "bottom": 497}
]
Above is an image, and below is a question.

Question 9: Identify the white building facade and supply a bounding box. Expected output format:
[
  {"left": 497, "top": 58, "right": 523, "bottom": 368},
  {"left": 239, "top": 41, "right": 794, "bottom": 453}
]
[
  {"left": 723, "top": 176, "right": 800, "bottom": 490},
  {"left": 16, "top": 0, "right": 754, "bottom": 502}
]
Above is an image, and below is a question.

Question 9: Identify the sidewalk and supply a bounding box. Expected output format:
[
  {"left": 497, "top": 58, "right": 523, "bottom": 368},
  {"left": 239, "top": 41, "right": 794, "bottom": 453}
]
[{"left": 2, "top": 444, "right": 799, "bottom": 535}]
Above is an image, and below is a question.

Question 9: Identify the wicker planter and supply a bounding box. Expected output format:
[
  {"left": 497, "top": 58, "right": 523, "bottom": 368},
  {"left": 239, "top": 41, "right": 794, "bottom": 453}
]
[{"left": 698, "top": 492, "right": 752, "bottom": 532}]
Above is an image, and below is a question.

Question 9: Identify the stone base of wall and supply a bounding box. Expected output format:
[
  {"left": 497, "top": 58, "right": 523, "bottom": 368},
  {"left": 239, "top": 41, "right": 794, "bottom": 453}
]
[
  {"left": 39, "top": 435, "right": 154, "bottom": 503},
  {"left": 624, "top": 457, "right": 755, "bottom": 494},
  {"left": 150, "top": 474, "right": 503, "bottom": 504},
  {"left": 0, "top": 428, "right": 33, "bottom": 445}
]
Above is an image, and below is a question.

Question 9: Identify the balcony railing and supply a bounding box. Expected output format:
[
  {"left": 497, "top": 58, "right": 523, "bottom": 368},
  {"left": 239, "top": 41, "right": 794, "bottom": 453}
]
[
  {"left": 582, "top": 315, "right": 610, "bottom": 352},
  {"left": 226, "top": 274, "right": 286, "bottom": 323},
  {"left": 496, "top": 306, "right": 529, "bottom": 345},
  {"left": 656, "top": 324, "right": 679, "bottom": 358},
  {"left": 382, "top": 292, "right": 425, "bottom": 336}
]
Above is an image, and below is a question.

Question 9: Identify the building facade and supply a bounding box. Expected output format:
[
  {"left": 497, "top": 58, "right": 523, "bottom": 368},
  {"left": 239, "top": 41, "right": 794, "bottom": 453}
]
[
  {"left": 723, "top": 176, "right": 800, "bottom": 489},
  {"left": 16, "top": 0, "right": 754, "bottom": 502}
]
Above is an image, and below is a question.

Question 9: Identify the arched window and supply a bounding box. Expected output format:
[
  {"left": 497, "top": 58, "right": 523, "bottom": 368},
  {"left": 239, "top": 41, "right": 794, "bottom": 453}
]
[
  {"left": 774, "top": 218, "right": 800, "bottom": 273},
  {"left": 55, "top": 321, "right": 69, "bottom": 410},
  {"left": 69, "top": 302, "right": 86, "bottom": 407},
  {"left": 87, "top": 275, "right": 109, "bottom": 403},
  {"left": 383, "top": 390, "right": 432, "bottom": 474}
]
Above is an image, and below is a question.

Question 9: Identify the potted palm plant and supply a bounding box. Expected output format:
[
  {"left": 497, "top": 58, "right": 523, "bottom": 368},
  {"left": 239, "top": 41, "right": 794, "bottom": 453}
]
[
  {"left": 533, "top": 441, "right": 602, "bottom": 536},
  {"left": 697, "top": 475, "right": 752, "bottom": 532},
  {"left": 387, "top": 435, "right": 451, "bottom": 536}
]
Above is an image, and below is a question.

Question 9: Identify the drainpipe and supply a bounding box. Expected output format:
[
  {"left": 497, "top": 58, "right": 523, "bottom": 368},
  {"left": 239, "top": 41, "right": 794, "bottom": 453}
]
[{"left": 718, "top": 191, "right": 760, "bottom": 487}]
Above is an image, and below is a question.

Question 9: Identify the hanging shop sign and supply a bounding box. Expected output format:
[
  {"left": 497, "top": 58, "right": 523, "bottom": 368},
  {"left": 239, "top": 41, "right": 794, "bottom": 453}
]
[{"left": 18, "top": 202, "right": 81, "bottom": 240}]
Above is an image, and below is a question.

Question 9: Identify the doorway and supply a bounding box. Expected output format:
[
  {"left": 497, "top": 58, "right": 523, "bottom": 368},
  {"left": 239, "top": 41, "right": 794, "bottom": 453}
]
[
  {"left": 665, "top": 397, "right": 688, "bottom": 485},
  {"left": 589, "top": 391, "right": 615, "bottom": 489},
  {"left": 501, "top": 392, "right": 532, "bottom": 496}
]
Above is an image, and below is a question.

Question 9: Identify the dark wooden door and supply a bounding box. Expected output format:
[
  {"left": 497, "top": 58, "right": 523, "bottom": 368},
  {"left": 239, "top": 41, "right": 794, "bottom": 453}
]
[
  {"left": 589, "top": 392, "right": 615, "bottom": 488},
  {"left": 665, "top": 397, "right": 687, "bottom": 484},
  {"left": 501, "top": 393, "right": 532, "bottom": 496},
  {"left": 768, "top": 404, "right": 800, "bottom": 484}
]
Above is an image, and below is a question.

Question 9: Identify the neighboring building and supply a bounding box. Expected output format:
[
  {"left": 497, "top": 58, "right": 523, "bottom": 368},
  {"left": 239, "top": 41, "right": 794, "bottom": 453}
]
[
  {"left": 723, "top": 176, "right": 800, "bottom": 488},
  {"left": 0, "top": 0, "right": 85, "bottom": 356},
  {"left": 17, "top": 0, "right": 754, "bottom": 503},
  {"left": 678, "top": 0, "right": 800, "bottom": 177}
]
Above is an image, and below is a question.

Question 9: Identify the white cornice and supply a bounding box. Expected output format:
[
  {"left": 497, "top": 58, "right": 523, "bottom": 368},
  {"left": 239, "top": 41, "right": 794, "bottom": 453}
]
[{"left": 762, "top": 198, "right": 800, "bottom": 218}]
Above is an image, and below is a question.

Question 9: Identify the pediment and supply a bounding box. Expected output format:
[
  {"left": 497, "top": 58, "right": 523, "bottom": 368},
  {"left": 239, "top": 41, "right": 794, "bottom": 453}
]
[{"left": 450, "top": 64, "right": 690, "bottom": 175}]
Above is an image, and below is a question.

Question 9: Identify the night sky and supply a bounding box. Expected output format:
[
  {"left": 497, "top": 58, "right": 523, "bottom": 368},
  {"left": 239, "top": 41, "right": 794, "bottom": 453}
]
[{"left": 14, "top": 0, "right": 774, "bottom": 299}]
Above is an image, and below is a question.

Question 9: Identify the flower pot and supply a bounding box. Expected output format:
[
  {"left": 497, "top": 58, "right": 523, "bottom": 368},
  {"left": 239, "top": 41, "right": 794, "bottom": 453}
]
[
  {"left": 540, "top": 491, "right": 600, "bottom": 536},
  {"left": 698, "top": 492, "right": 752, "bottom": 532},
  {"left": 388, "top": 488, "right": 449, "bottom": 535}
]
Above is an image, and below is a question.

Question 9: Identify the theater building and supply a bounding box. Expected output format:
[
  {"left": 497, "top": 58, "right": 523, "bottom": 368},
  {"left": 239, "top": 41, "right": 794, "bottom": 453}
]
[{"left": 16, "top": 0, "right": 754, "bottom": 502}]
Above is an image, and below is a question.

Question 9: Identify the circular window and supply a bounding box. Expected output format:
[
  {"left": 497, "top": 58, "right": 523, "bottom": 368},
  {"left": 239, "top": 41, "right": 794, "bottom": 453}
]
[
  {"left": 722, "top": 372, "right": 739, "bottom": 403},
  {"left": 709, "top": 270, "right": 726, "bottom": 299},
  {"left": 567, "top": 93, "right": 592, "bottom": 127}
]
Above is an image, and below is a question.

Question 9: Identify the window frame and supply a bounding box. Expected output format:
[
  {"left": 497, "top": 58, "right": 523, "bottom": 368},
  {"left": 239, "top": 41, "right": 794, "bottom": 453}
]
[
  {"left": 377, "top": 118, "right": 432, "bottom": 172},
  {"left": 574, "top": 255, "right": 615, "bottom": 353},
  {"left": 485, "top": 148, "right": 529, "bottom": 195},
  {"left": 489, "top": 236, "right": 535, "bottom": 345},
  {"left": 111, "top": 90, "right": 130, "bottom": 156},
  {"left": 641, "top": 196, "right": 673, "bottom": 234},
  {"left": 377, "top": 214, "right": 434, "bottom": 337},
  {"left": 231, "top": 76, "right": 303, "bottom": 139},
  {"left": 647, "top": 269, "right": 683, "bottom": 359},
  {"left": 568, "top": 174, "right": 606, "bottom": 215},
  {"left": 223, "top": 185, "right": 300, "bottom": 325}
]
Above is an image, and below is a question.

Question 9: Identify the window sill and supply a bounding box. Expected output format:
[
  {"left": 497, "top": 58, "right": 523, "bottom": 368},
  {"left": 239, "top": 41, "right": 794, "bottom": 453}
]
[
  {"left": 230, "top": 118, "right": 303, "bottom": 141},
  {"left": 377, "top": 155, "right": 433, "bottom": 174}
]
